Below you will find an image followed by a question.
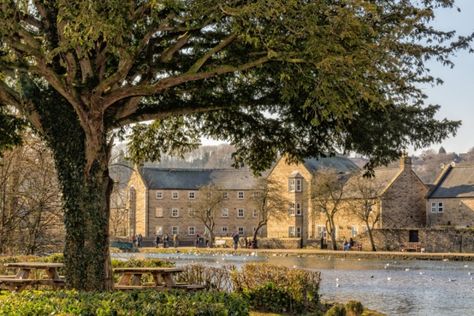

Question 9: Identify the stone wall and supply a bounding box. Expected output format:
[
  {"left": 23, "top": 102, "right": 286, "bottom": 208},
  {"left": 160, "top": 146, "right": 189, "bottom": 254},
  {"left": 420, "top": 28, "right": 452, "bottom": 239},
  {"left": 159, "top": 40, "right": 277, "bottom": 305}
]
[
  {"left": 427, "top": 198, "right": 474, "bottom": 227},
  {"left": 126, "top": 170, "right": 147, "bottom": 237},
  {"left": 356, "top": 228, "right": 474, "bottom": 252},
  {"left": 146, "top": 188, "right": 260, "bottom": 243},
  {"left": 381, "top": 165, "right": 428, "bottom": 228},
  {"left": 215, "top": 237, "right": 302, "bottom": 249},
  {"left": 266, "top": 157, "right": 312, "bottom": 243}
]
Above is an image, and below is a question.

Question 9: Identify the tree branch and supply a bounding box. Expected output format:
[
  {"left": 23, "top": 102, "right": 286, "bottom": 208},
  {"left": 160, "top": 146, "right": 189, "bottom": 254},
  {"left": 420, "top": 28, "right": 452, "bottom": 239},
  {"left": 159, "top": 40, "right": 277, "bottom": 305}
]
[
  {"left": 160, "top": 33, "right": 191, "bottom": 63},
  {"left": 187, "top": 33, "right": 237, "bottom": 74},
  {"left": 103, "top": 55, "right": 271, "bottom": 109}
]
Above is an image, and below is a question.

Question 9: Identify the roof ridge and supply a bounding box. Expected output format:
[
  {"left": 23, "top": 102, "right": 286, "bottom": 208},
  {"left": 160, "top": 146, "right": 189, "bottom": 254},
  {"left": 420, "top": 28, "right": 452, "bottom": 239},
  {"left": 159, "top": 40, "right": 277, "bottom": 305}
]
[{"left": 141, "top": 167, "right": 249, "bottom": 172}]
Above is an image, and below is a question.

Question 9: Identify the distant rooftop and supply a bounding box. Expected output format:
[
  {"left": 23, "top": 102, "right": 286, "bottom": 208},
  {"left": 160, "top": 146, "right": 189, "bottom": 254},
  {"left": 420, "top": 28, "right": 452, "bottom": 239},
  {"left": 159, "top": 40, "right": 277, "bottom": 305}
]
[
  {"left": 429, "top": 164, "right": 474, "bottom": 198},
  {"left": 139, "top": 168, "right": 258, "bottom": 190},
  {"left": 303, "top": 156, "right": 359, "bottom": 173}
]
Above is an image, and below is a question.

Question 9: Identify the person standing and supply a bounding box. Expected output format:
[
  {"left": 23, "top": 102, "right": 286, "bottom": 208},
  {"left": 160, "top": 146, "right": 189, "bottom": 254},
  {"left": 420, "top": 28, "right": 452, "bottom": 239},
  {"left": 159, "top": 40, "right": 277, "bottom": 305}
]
[{"left": 232, "top": 232, "right": 240, "bottom": 250}]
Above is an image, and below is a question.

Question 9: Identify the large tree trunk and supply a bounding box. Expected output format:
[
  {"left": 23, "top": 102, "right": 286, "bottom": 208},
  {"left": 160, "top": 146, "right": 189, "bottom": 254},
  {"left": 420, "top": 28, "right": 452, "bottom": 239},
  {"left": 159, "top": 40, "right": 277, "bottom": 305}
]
[{"left": 36, "top": 91, "right": 114, "bottom": 291}]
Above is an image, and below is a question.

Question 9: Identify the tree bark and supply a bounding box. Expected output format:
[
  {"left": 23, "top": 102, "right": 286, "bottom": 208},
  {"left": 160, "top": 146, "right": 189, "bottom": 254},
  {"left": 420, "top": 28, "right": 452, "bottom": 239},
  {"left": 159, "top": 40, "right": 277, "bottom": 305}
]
[
  {"left": 366, "top": 221, "right": 377, "bottom": 252},
  {"left": 35, "top": 90, "right": 114, "bottom": 291}
]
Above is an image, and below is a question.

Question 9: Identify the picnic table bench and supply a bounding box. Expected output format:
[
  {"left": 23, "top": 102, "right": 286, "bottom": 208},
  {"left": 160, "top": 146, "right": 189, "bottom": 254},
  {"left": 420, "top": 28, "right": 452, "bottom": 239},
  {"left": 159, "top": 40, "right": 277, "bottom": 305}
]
[
  {"left": 113, "top": 267, "right": 204, "bottom": 291},
  {"left": 400, "top": 242, "right": 423, "bottom": 252},
  {"left": 0, "top": 262, "right": 65, "bottom": 291}
]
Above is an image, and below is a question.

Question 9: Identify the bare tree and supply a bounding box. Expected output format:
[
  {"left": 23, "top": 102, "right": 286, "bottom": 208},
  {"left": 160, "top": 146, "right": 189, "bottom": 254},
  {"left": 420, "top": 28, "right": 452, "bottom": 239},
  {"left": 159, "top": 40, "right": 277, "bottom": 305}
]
[
  {"left": 250, "top": 178, "right": 287, "bottom": 248},
  {"left": 191, "top": 185, "right": 224, "bottom": 248},
  {"left": 312, "top": 169, "right": 348, "bottom": 250},
  {"left": 346, "top": 176, "right": 381, "bottom": 251},
  {"left": 0, "top": 134, "right": 64, "bottom": 254},
  {"left": 109, "top": 183, "right": 129, "bottom": 238}
]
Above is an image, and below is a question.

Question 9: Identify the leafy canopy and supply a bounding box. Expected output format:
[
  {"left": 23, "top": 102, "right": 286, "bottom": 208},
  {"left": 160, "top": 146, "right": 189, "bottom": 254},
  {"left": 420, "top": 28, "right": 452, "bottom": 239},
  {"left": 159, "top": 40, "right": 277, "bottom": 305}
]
[{"left": 0, "top": 0, "right": 471, "bottom": 171}]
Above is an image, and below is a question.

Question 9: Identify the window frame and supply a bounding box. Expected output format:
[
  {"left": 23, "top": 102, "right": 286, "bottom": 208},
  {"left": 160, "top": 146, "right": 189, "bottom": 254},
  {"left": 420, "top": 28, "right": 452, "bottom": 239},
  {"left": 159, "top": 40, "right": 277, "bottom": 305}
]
[
  {"left": 156, "top": 191, "right": 163, "bottom": 199},
  {"left": 252, "top": 209, "right": 258, "bottom": 218},
  {"left": 237, "top": 208, "right": 245, "bottom": 218},
  {"left": 172, "top": 191, "right": 179, "bottom": 200},
  {"left": 155, "top": 207, "right": 163, "bottom": 218},
  {"left": 295, "top": 179, "right": 302, "bottom": 192},
  {"left": 171, "top": 208, "right": 179, "bottom": 217},
  {"left": 171, "top": 226, "right": 179, "bottom": 235},
  {"left": 295, "top": 202, "right": 302, "bottom": 216},
  {"left": 223, "top": 192, "right": 229, "bottom": 199},
  {"left": 288, "top": 226, "right": 296, "bottom": 237},
  {"left": 188, "top": 226, "right": 195, "bottom": 235},
  {"left": 188, "top": 191, "right": 196, "bottom": 199},
  {"left": 238, "top": 227, "right": 245, "bottom": 235},
  {"left": 221, "top": 208, "right": 229, "bottom": 218},
  {"left": 237, "top": 191, "right": 245, "bottom": 199},
  {"left": 222, "top": 226, "right": 228, "bottom": 234}
]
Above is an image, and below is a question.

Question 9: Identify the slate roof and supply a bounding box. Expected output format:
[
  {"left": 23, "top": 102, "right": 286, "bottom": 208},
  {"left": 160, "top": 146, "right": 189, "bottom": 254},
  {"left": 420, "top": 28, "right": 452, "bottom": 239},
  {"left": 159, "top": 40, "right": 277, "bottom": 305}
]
[
  {"left": 429, "top": 165, "right": 474, "bottom": 198},
  {"left": 139, "top": 168, "right": 258, "bottom": 190},
  {"left": 342, "top": 167, "right": 403, "bottom": 199},
  {"left": 303, "top": 156, "right": 359, "bottom": 173}
]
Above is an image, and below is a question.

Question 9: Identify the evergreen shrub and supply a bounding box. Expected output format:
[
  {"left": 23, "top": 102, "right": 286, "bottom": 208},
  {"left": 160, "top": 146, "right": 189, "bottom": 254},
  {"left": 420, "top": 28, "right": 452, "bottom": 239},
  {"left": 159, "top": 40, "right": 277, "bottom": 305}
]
[{"left": 0, "top": 289, "right": 248, "bottom": 316}]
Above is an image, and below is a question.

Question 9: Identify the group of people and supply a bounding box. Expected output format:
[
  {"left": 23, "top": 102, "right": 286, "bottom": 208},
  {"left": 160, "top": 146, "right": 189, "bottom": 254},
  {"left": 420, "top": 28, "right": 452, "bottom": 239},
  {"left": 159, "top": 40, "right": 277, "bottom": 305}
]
[
  {"left": 132, "top": 234, "right": 143, "bottom": 247},
  {"left": 155, "top": 233, "right": 179, "bottom": 248},
  {"left": 343, "top": 238, "right": 356, "bottom": 251}
]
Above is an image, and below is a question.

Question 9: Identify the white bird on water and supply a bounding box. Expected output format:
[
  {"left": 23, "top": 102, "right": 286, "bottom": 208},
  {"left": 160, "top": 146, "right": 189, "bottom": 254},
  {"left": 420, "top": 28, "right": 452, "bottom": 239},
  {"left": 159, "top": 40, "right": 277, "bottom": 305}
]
[
  {"left": 387, "top": 277, "right": 392, "bottom": 281},
  {"left": 405, "top": 268, "right": 410, "bottom": 272}
]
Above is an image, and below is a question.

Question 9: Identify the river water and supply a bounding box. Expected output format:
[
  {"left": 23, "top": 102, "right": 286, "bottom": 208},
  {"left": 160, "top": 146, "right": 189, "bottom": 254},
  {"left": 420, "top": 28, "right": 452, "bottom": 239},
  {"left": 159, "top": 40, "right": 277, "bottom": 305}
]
[{"left": 113, "top": 252, "right": 474, "bottom": 316}]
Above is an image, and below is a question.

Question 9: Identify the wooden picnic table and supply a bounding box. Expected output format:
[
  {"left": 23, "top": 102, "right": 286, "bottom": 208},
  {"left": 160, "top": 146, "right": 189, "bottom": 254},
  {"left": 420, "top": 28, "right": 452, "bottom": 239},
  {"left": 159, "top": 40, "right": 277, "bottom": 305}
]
[
  {"left": 113, "top": 267, "right": 184, "bottom": 289},
  {"left": 0, "top": 262, "right": 65, "bottom": 291}
]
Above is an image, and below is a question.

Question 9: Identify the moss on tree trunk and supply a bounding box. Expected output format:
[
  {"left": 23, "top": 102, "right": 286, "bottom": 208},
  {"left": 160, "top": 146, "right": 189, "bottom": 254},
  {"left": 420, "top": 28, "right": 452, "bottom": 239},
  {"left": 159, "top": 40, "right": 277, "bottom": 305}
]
[{"left": 36, "top": 89, "right": 114, "bottom": 290}]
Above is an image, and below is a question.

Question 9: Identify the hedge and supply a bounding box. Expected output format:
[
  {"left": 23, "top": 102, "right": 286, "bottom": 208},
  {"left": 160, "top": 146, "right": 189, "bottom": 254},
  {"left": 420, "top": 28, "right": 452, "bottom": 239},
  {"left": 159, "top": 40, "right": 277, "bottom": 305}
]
[{"left": 0, "top": 290, "right": 248, "bottom": 316}]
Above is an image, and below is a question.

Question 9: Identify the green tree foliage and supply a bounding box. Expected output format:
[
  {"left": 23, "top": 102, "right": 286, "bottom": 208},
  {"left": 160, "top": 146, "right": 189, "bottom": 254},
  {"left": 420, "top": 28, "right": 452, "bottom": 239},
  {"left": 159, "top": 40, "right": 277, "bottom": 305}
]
[{"left": 0, "top": 1, "right": 471, "bottom": 290}]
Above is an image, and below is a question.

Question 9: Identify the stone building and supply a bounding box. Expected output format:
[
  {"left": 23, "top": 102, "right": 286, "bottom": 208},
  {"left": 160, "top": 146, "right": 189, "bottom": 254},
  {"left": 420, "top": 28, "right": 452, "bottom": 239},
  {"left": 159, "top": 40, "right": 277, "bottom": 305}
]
[
  {"left": 266, "top": 155, "right": 427, "bottom": 247},
  {"left": 127, "top": 167, "right": 261, "bottom": 244},
  {"left": 332, "top": 155, "right": 428, "bottom": 242},
  {"left": 427, "top": 163, "right": 474, "bottom": 228},
  {"left": 266, "top": 156, "right": 359, "bottom": 245}
]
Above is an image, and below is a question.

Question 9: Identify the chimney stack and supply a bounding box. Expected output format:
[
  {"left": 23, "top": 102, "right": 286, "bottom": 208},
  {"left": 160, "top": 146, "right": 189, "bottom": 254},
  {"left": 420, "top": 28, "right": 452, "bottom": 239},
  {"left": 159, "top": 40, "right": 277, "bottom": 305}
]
[{"left": 400, "top": 152, "right": 412, "bottom": 170}]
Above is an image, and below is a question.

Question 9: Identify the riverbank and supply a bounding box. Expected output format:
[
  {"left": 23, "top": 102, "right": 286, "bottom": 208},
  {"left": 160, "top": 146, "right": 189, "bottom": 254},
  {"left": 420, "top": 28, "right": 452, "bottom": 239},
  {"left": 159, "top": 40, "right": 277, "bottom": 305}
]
[{"left": 132, "top": 246, "right": 474, "bottom": 261}]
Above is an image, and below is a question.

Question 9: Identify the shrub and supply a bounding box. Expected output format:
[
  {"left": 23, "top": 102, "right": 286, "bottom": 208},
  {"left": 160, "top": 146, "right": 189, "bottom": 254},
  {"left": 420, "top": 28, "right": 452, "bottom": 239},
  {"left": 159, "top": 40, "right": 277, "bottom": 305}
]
[
  {"left": 0, "top": 289, "right": 249, "bottom": 316},
  {"left": 110, "top": 258, "right": 174, "bottom": 268},
  {"left": 345, "top": 300, "right": 364, "bottom": 316},
  {"left": 243, "top": 282, "right": 294, "bottom": 313},
  {"left": 325, "top": 303, "right": 347, "bottom": 316},
  {"left": 176, "top": 264, "right": 234, "bottom": 291},
  {"left": 231, "top": 263, "right": 321, "bottom": 314}
]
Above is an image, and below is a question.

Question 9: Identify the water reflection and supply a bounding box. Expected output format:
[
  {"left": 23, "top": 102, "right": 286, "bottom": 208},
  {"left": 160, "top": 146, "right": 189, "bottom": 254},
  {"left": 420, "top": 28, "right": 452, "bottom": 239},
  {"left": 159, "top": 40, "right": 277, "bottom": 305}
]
[{"left": 113, "top": 252, "right": 474, "bottom": 316}]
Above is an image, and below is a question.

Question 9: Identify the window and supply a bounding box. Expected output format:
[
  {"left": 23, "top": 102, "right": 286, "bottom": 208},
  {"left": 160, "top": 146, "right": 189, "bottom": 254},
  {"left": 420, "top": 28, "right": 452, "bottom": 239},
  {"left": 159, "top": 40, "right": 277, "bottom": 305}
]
[
  {"left": 223, "top": 192, "right": 228, "bottom": 199},
  {"left": 253, "top": 192, "right": 260, "bottom": 198},
  {"left": 288, "top": 203, "right": 295, "bottom": 215},
  {"left": 222, "top": 226, "right": 228, "bottom": 234},
  {"left": 188, "top": 226, "right": 195, "bottom": 235},
  {"left": 237, "top": 208, "right": 245, "bottom": 218},
  {"left": 295, "top": 202, "right": 302, "bottom": 216},
  {"left": 431, "top": 202, "right": 444, "bottom": 213},
  {"left": 351, "top": 226, "right": 358, "bottom": 237},
  {"left": 171, "top": 208, "right": 179, "bottom": 217},
  {"left": 296, "top": 227, "right": 302, "bottom": 237},
  {"left": 288, "top": 179, "right": 295, "bottom": 192},
  {"left": 295, "top": 179, "right": 302, "bottom": 192},
  {"left": 252, "top": 209, "right": 258, "bottom": 218},
  {"left": 172, "top": 191, "right": 179, "bottom": 199},
  {"left": 222, "top": 208, "right": 229, "bottom": 217},
  {"left": 289, "top": 178, "right": 302, "bottom": 192},
  {"left": 288, "top": 226, "right": 296, "bottom": 237},
  {"left": 171, "top": 226, "right": 179, "bottom": 235},
  {"left": 155, "top": 207, "right": 163, "bottom": 217},
  {"left": 238, "top": 191, "right": 244, "bottom": 199},
  {"left": 188, "top": 191, "right": 196, "bottom": 199},
  {"left": 155, "top": 226, "right": 163, "bottom": 235},
  {"left": 238, "top": 227, "right": 245, "bottom": 235},
  {"left": 317, "top": 226, "right": 326, "bottom": 238},
  {"left": 188, "top": 208, "right": 195, "bottom": 217},
  {"left": 156, "top": 191, "right": 163, "bottom": 199}
]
